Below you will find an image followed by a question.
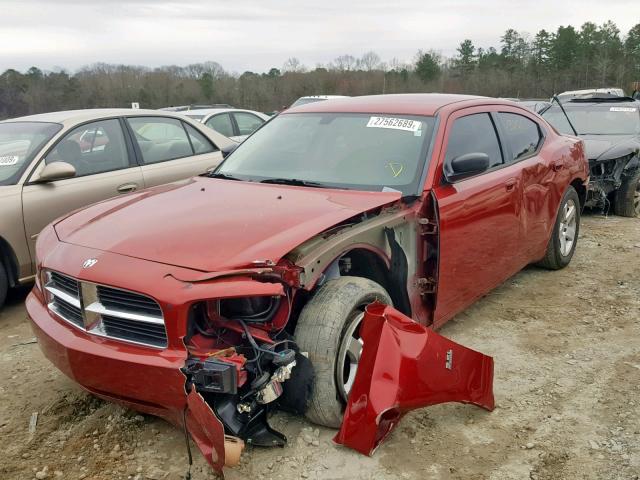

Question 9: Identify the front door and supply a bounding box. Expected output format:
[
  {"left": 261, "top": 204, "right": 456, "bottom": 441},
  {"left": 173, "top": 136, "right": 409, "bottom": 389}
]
[
  {"left": 432, "top": 109, "right": 523, "bottom": 327},
  {"left": 22, "top": 118, "right": 144, "bottom": 265}
]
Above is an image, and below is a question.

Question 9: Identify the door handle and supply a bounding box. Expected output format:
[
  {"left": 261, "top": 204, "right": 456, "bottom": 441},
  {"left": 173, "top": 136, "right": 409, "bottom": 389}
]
[
  {"left": 505, "top": 179, "right": 517, "bottom": 191},
  {"left": 117, "top": 183, "right": 138, "bottom": 194}
]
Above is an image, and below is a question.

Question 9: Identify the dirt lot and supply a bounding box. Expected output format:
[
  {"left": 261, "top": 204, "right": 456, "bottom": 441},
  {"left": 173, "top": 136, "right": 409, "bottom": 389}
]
[{"left": 0, "top": 214, "right": 638, "bottom": 480}]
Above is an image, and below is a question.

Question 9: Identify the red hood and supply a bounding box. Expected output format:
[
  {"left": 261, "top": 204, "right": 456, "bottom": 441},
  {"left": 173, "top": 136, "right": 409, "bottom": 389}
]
[{"left": 54, "top": 177, "right": 401, "bottom": 272}]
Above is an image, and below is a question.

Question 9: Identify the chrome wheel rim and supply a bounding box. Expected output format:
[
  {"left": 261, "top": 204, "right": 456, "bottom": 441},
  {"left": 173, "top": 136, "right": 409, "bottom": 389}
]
[
  {"left": 559, "top": 199, "right": 577, "bottom": 256},
  {"left": 336, "top": 311, "right": 364, "bottom": 402}
]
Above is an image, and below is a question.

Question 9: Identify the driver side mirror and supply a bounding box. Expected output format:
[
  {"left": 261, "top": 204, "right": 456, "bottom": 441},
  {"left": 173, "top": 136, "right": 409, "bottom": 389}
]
[
  {"left": 445, "top": 153, "right": 490, "bottom": 182},
  {"left": 33, "top": 162, "right": 77, "bottom": 183},
  {"left": 221, "top": 143, "right": 239, "bottom": 159}
]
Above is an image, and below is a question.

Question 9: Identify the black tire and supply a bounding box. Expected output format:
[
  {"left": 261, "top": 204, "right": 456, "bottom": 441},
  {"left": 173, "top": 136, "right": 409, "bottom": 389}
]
[
  {"left": 537, "top": 186, "right": 581, "bottom": 270},
  {"left": 0, "top": 263, "right": 7, "bottom": 310},
  {"left": 613, "top": 168, "right": 640, "bottom": 217},
  {"left": 294, "top": 276, "right": 392, "bottom": 428}
]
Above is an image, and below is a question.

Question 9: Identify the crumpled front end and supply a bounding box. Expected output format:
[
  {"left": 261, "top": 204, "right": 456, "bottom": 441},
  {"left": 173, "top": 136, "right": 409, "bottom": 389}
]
[
  {"left": 27, "top": 227, "right": 313, "bottom": 476},
  {"left": 334, "top": 302, "right": 494, "bottom": 455}
]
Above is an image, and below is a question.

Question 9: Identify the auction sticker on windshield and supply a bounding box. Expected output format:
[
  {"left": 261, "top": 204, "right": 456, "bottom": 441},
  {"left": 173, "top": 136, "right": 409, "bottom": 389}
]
[
  {"left": 0, "top": 155, "right": 19, "bottom": 166},
  {"left": 610, "top": 107, "right": 637, "bottom": 112},
  {"left": 367, "top": 116, "right": 421, "bottom": 132}
]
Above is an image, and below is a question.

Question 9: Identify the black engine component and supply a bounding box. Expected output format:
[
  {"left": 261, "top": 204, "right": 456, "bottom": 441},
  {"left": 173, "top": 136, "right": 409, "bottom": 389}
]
[
  {"left": 183, "top": 358, "right": 237, "bottom": 394},
  {"left": 212, "top": 395, "right": 287, "bottom": 447},
  {"left": 272, "top": 348, "right": 296, "bottom": 366},
  {"left": 183, "top": 318, "right": 312, "bottom": 450}
]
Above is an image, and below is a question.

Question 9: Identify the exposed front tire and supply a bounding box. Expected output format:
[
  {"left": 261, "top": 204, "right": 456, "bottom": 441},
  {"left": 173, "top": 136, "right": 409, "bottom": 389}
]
[
  {"left": 0, "top": 263, "right": 7, "bottom": 310},
  {"left": 294, "top": 276, "right": 392, "bottom": 428},
  {"left": 614, "top": 168, "right": 640, "bottom": 217},
  {"left": 537, "top": 186, "right": 581, "bottom": 270}
]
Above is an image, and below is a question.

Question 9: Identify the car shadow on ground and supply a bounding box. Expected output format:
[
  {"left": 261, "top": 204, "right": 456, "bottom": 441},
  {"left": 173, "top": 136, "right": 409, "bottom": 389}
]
[{"left": 5, "top": 285, "right": 31, "bottom": 307}]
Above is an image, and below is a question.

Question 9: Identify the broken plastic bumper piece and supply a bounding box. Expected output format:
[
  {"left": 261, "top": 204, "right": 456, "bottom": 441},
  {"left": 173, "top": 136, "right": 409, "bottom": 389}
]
[{"left": 334, "top": 302, "right": 495, "bottom": 455}]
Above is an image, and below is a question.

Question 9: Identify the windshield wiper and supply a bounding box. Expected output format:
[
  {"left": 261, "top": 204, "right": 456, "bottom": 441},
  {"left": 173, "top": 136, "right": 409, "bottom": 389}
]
[
  {"left": 208, "top": 172, "right": 243, "bottom": 181},
  {"left": 259, "top": 178, "right": 330, "bottom": 188}
]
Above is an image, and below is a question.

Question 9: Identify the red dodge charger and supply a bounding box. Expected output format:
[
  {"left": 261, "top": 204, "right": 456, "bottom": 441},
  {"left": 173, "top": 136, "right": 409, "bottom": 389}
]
[{"left": 27, "top": 94, "right": 588, "bottom": 472}]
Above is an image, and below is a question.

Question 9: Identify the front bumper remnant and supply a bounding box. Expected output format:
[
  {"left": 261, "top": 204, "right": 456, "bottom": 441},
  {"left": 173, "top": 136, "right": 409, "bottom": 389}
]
[{"left": 334, "top": 302, "right": 495, "bottom": 455}]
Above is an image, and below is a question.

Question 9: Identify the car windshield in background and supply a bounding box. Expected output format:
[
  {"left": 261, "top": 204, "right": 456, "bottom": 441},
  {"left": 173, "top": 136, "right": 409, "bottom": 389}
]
[
  {"left": 215, "top": 112, "right": 435, "bottom": 194},
  {"left": 0, "top": 122, "right": 62, "bottom": 185},
  {"left": 542, "top": 105, "right": 640, "bottom": 135},
  {"left": 289, "top": 98, "right": 327, "bottom": 108}
]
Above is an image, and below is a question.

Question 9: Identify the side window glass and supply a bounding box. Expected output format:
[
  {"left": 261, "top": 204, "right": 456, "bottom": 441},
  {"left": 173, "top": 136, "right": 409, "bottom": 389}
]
[
  {"left": 233, "top": 112, "right": 264, "bottom": 136},
  {"left": 127, "top": 117, "right": 193, "bottom": 164},
  {"left": 206, "top": 114, "right": 235, "bottom": 138},
  {"left": 184, "top": 123, "right": 217, "bottom": 154},
  {"left": 498, "top": 113, "right": 542, "bottom": 162},
  {"left": 445, "top": 113, "right": 503, "bottom": 170},
  {"left": 45, "top": 119, "right": 129, "bottom": 177}
]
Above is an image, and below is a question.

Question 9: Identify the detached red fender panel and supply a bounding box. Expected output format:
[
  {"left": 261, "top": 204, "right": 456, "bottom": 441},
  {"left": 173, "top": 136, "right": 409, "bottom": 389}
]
[
  {"left": 334, "top": 302, "right": 495, "bottom": 455},
  {"left": 186, "top": 387, "right": 227, "bottom": 472}
]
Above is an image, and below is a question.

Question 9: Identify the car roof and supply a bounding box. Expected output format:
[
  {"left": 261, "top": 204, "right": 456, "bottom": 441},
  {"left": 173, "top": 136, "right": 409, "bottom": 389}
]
[
  {"left": 182, "top": 108, "right": 263, "bottom": 116},
  {"left": 286, "top": 93, "right": 507, "bottom": 116},
  {"left": 1, "top": 108, "right": 183, "bottom": 125}
]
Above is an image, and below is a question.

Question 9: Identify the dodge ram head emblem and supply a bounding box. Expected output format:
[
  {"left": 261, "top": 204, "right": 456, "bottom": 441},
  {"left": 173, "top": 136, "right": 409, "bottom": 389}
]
[{"left": 82, "top": 259, "right": 98, "bottom": 269}]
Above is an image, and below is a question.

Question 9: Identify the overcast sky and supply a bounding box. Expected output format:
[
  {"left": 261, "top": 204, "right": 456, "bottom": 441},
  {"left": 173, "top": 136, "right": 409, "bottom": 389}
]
[{"left": 1, "top": 0, "right": 638, "bottom": 74}]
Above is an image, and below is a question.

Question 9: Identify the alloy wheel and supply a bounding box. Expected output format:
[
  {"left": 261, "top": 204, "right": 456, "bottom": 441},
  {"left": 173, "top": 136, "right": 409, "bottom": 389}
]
[
  {"left": 336, "top": 311, "right": 364, "bottom": 402},
  {"left": 559, "top": 198, "right": 577, "bottom": 256}
]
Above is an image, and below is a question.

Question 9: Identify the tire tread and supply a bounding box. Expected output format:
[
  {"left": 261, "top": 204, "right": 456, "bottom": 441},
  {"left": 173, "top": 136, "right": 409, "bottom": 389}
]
[
  {"left": 613, "top": 168, "right": 640, "bottom": 218},
  {"left": 294, "top": 276, "right": 391, "bottom": 428}
]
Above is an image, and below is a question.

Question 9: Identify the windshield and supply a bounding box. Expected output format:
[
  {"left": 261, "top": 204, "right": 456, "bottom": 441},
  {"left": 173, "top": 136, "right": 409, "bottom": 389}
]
[
  {"left": 215, "top": 112, "right": 435, "bottom": 194},
  {"left": 542, "top": 104, "right": 640, "bottom": 135},
  {"left": 0, "top": 122, "right": 62, "bottom": 185}
]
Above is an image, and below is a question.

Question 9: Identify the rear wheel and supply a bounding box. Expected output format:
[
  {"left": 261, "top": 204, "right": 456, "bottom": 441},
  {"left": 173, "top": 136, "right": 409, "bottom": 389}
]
[
  {"left": 538, "top": 186, "right": 581, "bottom": 270},
  {"left": 614, "top": 168, "right": 640, "bottom": 217},
  {"left": 0, "top": 263, "right": 8, "bottom": 310},
  {"left": 294, "top": 276, "right": 392, "bottom": 428}
]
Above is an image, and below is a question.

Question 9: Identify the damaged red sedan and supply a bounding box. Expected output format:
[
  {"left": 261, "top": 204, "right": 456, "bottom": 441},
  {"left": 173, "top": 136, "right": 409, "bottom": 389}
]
[{"left": 27, "top": 94, "right": 588, "bottom": 473}]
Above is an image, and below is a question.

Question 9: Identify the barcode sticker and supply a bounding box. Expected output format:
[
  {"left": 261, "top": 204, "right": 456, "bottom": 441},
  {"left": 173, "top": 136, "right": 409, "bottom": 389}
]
[
  {"left": 366, "top": 117, "right": 421, "bottom": 132},
  {"left": 0, "top": 155, "right": 19, "bottom": 166}
]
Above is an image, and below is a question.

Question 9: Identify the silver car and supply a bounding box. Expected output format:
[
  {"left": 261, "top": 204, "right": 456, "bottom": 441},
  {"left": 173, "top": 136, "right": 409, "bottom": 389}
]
[
  {"left": 0, "top": 108, "right": 236, "bottom": 308},
  {"left": 181, "top": 108, "right": 270, "bottom": 142}
]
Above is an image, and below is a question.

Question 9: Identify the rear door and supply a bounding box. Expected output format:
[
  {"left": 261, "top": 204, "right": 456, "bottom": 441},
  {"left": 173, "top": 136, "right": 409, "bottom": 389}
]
[
  {"left": 22, "top": 118, "right": 144, "bottom": 261},
  {"left": 125, "top": 116, "right": 223, "bottom": 188},
  {"left": 204, "top": 113, "right": 236, "bottom": 139},
  {"left": 231, "top": 112, "right": 266, "bottom": 141},
  {"left": 432, "top": 107, "right": 524, "bottom": 327},
  {"left": 494, "top": 110, "right": 551, "bottom": 259}
]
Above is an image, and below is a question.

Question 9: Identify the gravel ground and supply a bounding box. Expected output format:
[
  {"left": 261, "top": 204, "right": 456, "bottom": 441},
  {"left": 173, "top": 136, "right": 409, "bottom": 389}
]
[{"left": 0, "top": 214, "right": 638, "bottom": 480}]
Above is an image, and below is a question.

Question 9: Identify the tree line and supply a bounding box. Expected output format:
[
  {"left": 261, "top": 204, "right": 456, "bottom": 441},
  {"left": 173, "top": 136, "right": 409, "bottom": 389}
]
[{"left": 1, "top": 20, "right": 639, "bottom": 119}]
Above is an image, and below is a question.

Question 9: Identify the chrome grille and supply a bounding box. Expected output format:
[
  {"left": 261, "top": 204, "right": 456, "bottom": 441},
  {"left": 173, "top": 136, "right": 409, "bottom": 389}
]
[
  {"left": 50, "top": 296, "right": 84, "bottom": 327},
  {"left": 50, "top": 271, "right": 80, "bottom": 297},
  {"left": 97, "top": 286, "right": 163, "bottom": 318},
  {"left": 44, "top": 270, "right": 167, "bottom": 349},
  {"left": 102, "top": 315, "right": 168, "bottom": 348}
]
